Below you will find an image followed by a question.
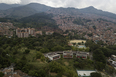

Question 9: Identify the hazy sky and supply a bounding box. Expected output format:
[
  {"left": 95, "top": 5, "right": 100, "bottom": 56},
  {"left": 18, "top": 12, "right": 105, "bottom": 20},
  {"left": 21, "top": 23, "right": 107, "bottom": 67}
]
[{"left": 0, "top": 0, "right": 116, "bottom": 14}]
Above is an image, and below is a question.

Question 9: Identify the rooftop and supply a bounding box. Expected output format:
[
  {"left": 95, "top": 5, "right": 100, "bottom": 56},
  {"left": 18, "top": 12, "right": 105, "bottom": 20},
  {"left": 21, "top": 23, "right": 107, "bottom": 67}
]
[
  {"left": 77, "top": 70, "right": 96, "bottom": 77},
  {"left": 77, "top": 51, "right": 89, "bottom": 55},
  {"left": 63, "top": 51, "right": 73, "bottom": 54},
  {"left": 112, "top": 55, "right": 116, "bottom": 58},
  {"left": 47, "top": 53, "right": 60, "bottom": 57}
]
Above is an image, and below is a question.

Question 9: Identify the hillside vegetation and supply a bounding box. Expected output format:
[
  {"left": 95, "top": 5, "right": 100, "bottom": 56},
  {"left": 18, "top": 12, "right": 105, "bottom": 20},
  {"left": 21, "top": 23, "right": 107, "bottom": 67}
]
[{"left": 18, "top": 13, "right": 58, "bottom": 28}]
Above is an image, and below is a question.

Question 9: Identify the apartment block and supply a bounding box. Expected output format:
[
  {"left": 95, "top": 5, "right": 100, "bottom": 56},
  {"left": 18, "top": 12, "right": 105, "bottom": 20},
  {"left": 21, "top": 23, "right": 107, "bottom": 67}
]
[{"left": 16, "top": 28, "right": 35, "bottom": 38}]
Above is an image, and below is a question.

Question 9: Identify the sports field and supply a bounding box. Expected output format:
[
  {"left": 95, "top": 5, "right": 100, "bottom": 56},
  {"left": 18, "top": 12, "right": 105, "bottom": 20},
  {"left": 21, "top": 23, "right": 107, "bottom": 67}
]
[{"left": 69, "top": 40, "right": 86, "bottom": 44}]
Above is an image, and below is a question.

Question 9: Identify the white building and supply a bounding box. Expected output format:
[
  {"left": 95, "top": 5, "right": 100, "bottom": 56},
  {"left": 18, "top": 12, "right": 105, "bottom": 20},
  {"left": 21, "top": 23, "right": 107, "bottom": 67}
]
[
  {"left": 77, "top": 70, "right": 96, "bottom": 77},
  {"left": 111, "top": 55, "right": 116, "bottom": 61},
  {"left": 47, "top": 53, "right": 60, "bottom": 61},
  {"left": 112, "top": 61, "right": 116, "bottom": 66}
]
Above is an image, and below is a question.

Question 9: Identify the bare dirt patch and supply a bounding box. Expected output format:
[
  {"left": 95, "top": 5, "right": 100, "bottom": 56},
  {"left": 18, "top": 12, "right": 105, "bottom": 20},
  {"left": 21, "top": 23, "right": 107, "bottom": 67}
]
[
  {"left": 50, "top": 72, "right": 57, "bottom": 76},
  {"left": 64, "top": 62, "right": 69, "bottom": 66}
]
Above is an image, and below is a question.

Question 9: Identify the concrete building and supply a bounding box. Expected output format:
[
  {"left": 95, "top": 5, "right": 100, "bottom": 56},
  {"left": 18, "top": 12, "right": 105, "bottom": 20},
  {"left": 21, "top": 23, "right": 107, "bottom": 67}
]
[
  {"left": 46, "top": 31, "right": 54, "bottom": 35},
  {"left": 16, "top": 28, "right": 35, "bottom": 38},
  {"left": 63, "top": 51, "right": 73, "bottom": 58},
  {"left": 35, "top": 31, "right": 42, "bottom": 35},
  {"left": 76, "top": 51, "right": 89, "bottom": 59},
  {"left": 77, "top": 70, "right": 96, "bottom": 77},
  {"left": 111, "top": 55, "right": 116, "bottom": 61},
  {"left": 112, "top": 61, "right": 116, "bottom": 66},
  {"left": 107, "top": 57, "right": 116, "bottom": 67},
  {"left": 47, "top": 52, "right": 61, "bottom": 61}
]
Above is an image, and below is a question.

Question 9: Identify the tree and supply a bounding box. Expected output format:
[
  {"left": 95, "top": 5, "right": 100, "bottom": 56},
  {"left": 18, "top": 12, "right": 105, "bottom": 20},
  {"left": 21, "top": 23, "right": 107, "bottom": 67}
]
[
  {"left": 90, "top": 44, "right": 100, "bottom": 51},
  {"left": 36, "top": 52, "right": 43, "bottom": 59},
  {"left": 94, "top": 61, "right": 105, "bottom": 71},
  {"left": 93, "top": 49, "right": 106, "bottom": 64},
  {"left": 85, "top": 40, "right": 93, "bottom": 47},
  {"left": 28, "top": 70, "right": 35, "bottom": 76},
  {"left": 67, "top": 70, "right": 75, "bottom": 77},
  {"left": 93, "top": 49, "right": 106, "bottom": 70},
  {"left": 100, "top": 47, "right": 111, "bottom": 57},
  {"left": 21, "top": 56, "right": 27, "bottom": 61},
  {"left": 0, "top": 48, "right": 3, "bottom": 55},
  {"left": 37, "top": 69, "right": 46, "bottom": 77},
  {"left": 87, "top": 33, "right": 93, "bottom": 37},
  {"left": 0, "top": 72, "right": 4, "bottom": 77},
  {"left": 40, "top": 48, "right": 49, "bottom": 53},
  {"left": 72, "top": 43, "right": 76, "bottom": 46},
  {"left": 24, "top": 49, "right": 30, "bottom": 54},
  {"left": 71, "top": 46, "right": 78, "bottom": 51},
  {"left": 49, "top": 61, "right": 65, "bottom": 73},
  {"left": 15, "top": 56, "right": 27, "bottom": 70},
  {"left": 105, "top": 65, "right": 116, "bottom": 74},
  {"left": 56, "top": 73, "right": 62, "bottom": 77},
  {"left": 64, "top": 45, "right": 71, "bottom": 50},
  {"left": 52, "top": 45, "right": 64, "bottom": 51},
  {"left": 97, "top": 40, "right": 105, "bottom": 45},
  {"left": 0, "top": 64, "right": 2, "bottom": 69},
  {"left": 91, "top": 72, "right": 102, "bottom": 77},
  {"left": 40, "top": 56, "right": 45, "bottom": 62},
  {"left": 85, "top": 47, "right": 90, "bottom": 52}
]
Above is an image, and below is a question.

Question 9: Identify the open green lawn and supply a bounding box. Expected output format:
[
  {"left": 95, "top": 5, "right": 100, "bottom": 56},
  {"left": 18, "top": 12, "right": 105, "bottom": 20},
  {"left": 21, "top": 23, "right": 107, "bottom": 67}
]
[
  {"left": 15, "top": 47, "right": 48, "bottom": 69},
  {"left": 29, "top": 61, "right": 48, "bottom": 68},
  {"left": 56, "top": 58, "right": 75, "bottom": 70},
  {"left": 26, "top": 50, "right": 37, "bottom": 61},
  {"left": 15, "top": 47, "right": 37, "bottom": 61}
]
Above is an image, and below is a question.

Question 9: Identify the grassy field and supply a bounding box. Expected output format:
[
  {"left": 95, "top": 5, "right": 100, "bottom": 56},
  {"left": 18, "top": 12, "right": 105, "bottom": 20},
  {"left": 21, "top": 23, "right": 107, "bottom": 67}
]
[
  {"left": 14, "top": 47, "right": 48, "bottom": 69},
  {"left": 29, "top": 61, "right": 48, "bottom": 68}
]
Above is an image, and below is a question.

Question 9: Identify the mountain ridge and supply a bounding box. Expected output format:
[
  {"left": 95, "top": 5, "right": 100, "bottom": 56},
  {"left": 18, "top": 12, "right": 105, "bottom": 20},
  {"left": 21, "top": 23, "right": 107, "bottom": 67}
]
[
  {"left": 0, "top": 3, "right": 52, "bottom": 18},
  {"left": 0, "top": 3, "right": 116, "bottom": 20},
  {"left": 0, "top": 3, "right": 21, "bottom": 10}
]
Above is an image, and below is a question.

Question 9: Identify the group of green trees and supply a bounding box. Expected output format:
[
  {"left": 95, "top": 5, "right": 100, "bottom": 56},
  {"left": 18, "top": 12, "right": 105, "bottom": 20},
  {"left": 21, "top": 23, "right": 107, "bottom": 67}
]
[
  {"left": 85, "top": 40, "right": 116, "bottom": 75},
  {"left": 0, "top": 32, "right": 70, "bottom": 53},
  {"left": 12, "top": 13, "right": 58, "bottom": 29},
  {"left": 0, "top": 33, "right": 73, "bottom": 77},
  {"left": 74, "top": 58, "right": 94, "bottom": 69},
  {"left": 14, "top": 55, "right": 78, "bottom": 77},
  {"left": 0, "top": 72, "right": 4, "bottom": 77},
  {"left": 91, "top": 72, "right": 102, "bottom": 77}
]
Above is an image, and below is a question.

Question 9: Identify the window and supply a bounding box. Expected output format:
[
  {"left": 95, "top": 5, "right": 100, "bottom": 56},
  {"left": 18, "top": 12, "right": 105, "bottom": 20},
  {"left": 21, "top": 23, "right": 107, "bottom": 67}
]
[{"left": 64, "top": 55, "right": 67, "bottom": 57}]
